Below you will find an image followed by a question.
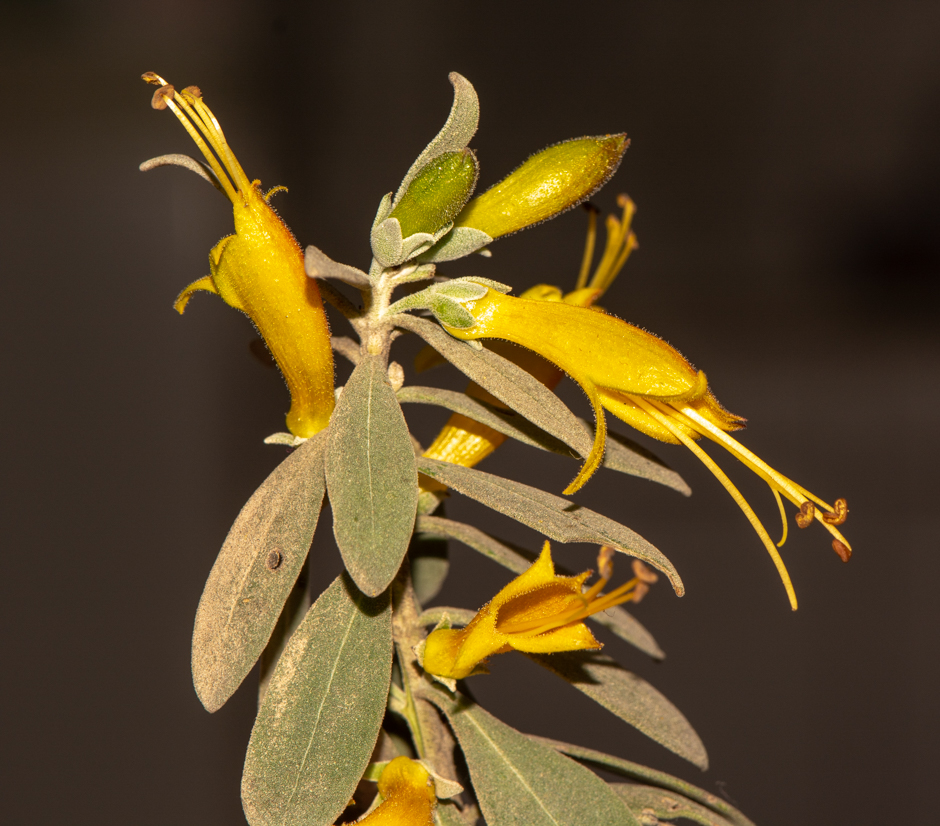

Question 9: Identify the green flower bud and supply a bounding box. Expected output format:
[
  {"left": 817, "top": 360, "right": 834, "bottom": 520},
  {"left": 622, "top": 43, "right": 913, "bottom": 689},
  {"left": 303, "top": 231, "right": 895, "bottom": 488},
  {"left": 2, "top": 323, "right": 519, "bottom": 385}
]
[
  {"left": 389, "top": 149, "right": 479, "bottom": 239},
  {"left": 454, "top": 134, "right": 628, "bottom": 238}
]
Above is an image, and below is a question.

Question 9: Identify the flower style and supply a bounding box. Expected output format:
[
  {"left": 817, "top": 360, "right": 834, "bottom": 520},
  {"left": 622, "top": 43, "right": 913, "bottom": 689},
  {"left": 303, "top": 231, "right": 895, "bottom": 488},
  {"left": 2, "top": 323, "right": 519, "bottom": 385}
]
[
  {"left": 437, "top": 279, "right": 851, "bottom": 611},
  {"left": 141, "top": 72, "right": 334, "bottom": 438},
  {"left": 345, "top": 757, "right": 436, "bottom": 826},
  {"left": 422, "top": 543, "right": 656, "bottom": 683},
  {"left": 421, "top": 197, "right": 638, "bottom": 475}
]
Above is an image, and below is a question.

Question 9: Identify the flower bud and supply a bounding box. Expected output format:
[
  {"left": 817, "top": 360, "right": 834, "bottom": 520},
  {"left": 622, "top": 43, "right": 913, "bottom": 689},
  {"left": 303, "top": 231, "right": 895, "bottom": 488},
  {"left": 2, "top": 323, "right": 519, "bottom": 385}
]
[
  {"left": 389, "top": 149, "right": 479, "bottom": 239},
  {"left": 454, "top": 134, "right": 628, "bottom": 238}
]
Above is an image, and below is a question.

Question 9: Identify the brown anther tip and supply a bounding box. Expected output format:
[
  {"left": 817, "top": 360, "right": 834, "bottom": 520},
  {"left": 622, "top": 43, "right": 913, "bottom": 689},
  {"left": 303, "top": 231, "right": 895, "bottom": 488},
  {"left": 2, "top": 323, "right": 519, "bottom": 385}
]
[
  {"left": 632, "top": 582, "right": 650, "bottom": 604},
  {"left": 616, "top": 193, "right": 635, "bottom": 209},
  {"left": 141, "top": 71, "right": 162, "bottom": 85},
  {"left": 182, "top": 85, "right": 202, "bottom": 98},
  {"left": 631, "top": 559, "right": 659, "bottom": 584},
  {"left": 831, "top": 539, "right": 851, "bottom": 563},
  {"left": 597, "top": 545, "right": 614, "bottom": 580},
  {"left": 795, "top": 501, "right": 816, "bottom": 529},
  {"left": 822, "top": 498, "right": 848, "bottom": 526},
  {"left": 151, "top": 85, "right": 175, "bottom": 110},
  {"left": 582, "top": 202, "right": 601, "bottom": 214}
]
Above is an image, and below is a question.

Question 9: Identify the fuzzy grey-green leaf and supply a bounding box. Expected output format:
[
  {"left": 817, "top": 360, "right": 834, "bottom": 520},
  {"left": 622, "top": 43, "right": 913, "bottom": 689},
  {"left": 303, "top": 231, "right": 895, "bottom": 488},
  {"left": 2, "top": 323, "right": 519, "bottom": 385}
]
[
  {"left": 395, "top": 315, "right": 592, "bottom": 458},
  {"left": 431, "top": 695, "right": 640, "bottom": 826},
  {"left": 242, "top": 575, "right": 391, "bottom": 826},
  {"left": 612, "top": 784, "right": 742, "bottom": 826},
  {"left": 414, "top": 515, "right": 664, "bottom": 658},
  {"left": 527, "top": 652, "right": 707, "bottom": 769},
  {"left": 326, "top": 355, "right": 418, "bottom": 596},
  {"left": 305, "top": 245, "right": 371, "bottom": 288},
  {"left": 419, "top": 226, "right": 493, "bottom": 263},
  {"left": 191, "top": 431, "right": 327, "bottom": 713},
  {"left": 415, "top": 458, "right": 683, "bottom": 595},
  {"left": 531, "top": 738, "right": 756, "bottom": 826},
  {"left": 396, "top": 72, "right": 480, "bottom": 203}
]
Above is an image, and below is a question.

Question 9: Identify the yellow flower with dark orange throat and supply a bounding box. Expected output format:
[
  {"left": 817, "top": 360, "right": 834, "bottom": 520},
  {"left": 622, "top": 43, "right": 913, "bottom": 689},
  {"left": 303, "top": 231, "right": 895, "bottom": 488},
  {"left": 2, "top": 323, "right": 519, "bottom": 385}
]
[
  {"left": 421, "top": 543, "right": 656, "bottom": 685},
  {"left": 141, "top": 72, "right": 334, "bottom": 438}
]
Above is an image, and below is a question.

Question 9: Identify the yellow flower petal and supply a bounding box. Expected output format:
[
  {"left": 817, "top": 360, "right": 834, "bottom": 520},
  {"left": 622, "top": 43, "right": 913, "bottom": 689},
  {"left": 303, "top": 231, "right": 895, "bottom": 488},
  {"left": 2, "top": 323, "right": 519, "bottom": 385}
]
[{"left": 143, "top": 73, "right": 334, "bottom": 438}]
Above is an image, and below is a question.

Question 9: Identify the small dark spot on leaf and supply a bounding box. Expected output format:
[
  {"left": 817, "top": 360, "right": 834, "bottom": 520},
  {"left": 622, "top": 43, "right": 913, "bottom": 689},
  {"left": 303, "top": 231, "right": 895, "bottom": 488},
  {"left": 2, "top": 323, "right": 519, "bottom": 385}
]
[{"left": 266, "top": 549, "right": 283, "bottom": 570}]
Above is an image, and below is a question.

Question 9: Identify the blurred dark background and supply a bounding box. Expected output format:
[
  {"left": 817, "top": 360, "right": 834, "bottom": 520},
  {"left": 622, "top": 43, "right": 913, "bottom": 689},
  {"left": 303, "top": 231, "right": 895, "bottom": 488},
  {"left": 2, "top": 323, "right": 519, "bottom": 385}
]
[{"left": 2, "top": 1, "right": 938, "bottom": 824}]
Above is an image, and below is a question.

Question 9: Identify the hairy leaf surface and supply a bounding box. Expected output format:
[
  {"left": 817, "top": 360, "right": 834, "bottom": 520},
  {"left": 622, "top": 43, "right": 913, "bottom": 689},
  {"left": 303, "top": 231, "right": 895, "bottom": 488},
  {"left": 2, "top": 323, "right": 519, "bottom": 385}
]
[
  {"left": 432, "top": 695, "right": 639, "bottom": 826},
  {"left": 192, "top": 431, "right": 327, "bottom": 713},
  {"left": 326, "top": 355, "right": 418, "bottom": 596},
  {"left": 531, "top": 738, "right": 756, "bottom": 826},
  {"left": 612, "top": 784, "right": 743, "bottom": 826},
  {"left": 242, "top": 576, "right": 391, "bottom": 826},
  {"left": 415, "top": 458, "right": 683, "bottom": 595},
  {"left": 527, "top": 652, "right": 707, "bottom": 769},
  {"left": 396, "top": 315, "right": 592, "bottom": 457}
]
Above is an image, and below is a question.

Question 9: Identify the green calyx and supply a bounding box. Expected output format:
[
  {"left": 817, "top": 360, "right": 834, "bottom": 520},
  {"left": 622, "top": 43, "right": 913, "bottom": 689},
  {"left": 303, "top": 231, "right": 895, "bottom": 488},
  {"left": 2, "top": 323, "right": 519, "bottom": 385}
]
[
  {"left": 389, "top": 149, "right": 480, "bottom": 239},
  {"left": 454, "top": 134, "right": 629, "bottom": 239}
]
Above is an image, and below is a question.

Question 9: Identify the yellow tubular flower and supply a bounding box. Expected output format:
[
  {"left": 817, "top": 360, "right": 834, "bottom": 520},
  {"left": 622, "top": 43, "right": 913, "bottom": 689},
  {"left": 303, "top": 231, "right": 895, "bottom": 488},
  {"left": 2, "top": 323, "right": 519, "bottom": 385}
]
[
  {"left": 423, "top": 543, "right": 656, "bottom": 682},
  {"left": 344, "top": 757, "right": 436, "bottom": 826},
  {"left": 421, "top": 197, "right": 638, "bottom": 476},
  {"left": 142, "top": 73, "right": 334, "bottom": 438},
  {"left": 439, "top": 286, "right": 851, "bottom": 611}
]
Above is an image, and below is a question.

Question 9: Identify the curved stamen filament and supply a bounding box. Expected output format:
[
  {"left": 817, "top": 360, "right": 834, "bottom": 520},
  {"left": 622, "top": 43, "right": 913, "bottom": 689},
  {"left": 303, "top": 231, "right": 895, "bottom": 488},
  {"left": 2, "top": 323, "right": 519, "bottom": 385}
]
[
  {"left": 771, "top": 486, "right": 789, "bottom": 547},
  {"left": 575, "top": 204, "right": 599, "bottom": 290},
  {"left": 590, "top": 195, "right": 637, "bottom": 293},
  {"left": 632, "top": 396, "right": 799, "bottom": 610},
  {"left": 670, "top": 403, "right": 851, "bottom": 551}
]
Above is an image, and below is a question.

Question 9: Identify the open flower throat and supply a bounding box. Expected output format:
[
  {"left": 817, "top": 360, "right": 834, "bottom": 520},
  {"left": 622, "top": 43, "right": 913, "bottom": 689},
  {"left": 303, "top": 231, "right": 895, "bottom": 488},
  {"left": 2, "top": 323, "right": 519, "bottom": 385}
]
[
  {"left": 422, "top": 543, "right": 657, "bottom": 682},
  {"left": 141, "top": 72, "right": 334, "bottom": 438},
  {"left": 440, "top": 286, "right": 851, "bottom": 611}
]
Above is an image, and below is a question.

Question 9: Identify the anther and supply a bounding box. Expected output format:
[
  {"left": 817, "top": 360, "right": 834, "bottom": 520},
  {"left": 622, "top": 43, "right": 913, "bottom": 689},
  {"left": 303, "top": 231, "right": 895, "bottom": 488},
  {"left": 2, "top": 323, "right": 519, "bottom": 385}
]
[
  {"left": 141, "top": 71, "right": 164, "bottom": 86},
  {"left": 795, "top": 501, "right": 815, "bottom": 528},
  {"left": 822, "top": 498, "right": 848, "bottom": 526},
  {"left": 597, "top": 546, "right": 614, "bottom": 581},
  {"left": 151, "top": 85, "right": 175, "bottom": 110},
  {"left": 631, "top": 559, "right": 658, "bottom": 584},
  {"left": 182, "top": 85, "right": 203, "bottom": 98},
  {"left": 831, "top": 540, "right": 851, "bottom": 563},
  {"left": 632, "top": 582, "right": 650, "bottom": 603}
]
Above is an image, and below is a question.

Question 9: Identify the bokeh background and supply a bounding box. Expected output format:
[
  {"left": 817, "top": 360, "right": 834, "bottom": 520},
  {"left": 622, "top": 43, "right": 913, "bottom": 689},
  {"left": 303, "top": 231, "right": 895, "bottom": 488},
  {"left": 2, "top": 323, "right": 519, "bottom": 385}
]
[{"left": 3, "top": 1, "right": 939, "bottom": 824}]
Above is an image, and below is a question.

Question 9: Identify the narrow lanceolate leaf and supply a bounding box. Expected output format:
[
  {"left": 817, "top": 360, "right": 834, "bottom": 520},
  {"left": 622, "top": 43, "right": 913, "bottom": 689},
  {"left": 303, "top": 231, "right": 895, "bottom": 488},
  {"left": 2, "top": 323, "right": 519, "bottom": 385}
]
[
  {"left": 395, "top": 315, "right": 593, "bottom": 457},
  {"left": 415, "top": 458, "right": 683, "bottom": 595},
  {"left": 431, "top": 694, "right": 640, "bottom": 826},
  {"left": 415, "top": 515, "right": 664, "bottom": 658},
  {"left": 242, "top": 575, "right": 392, "bottom": 826},
  {"left": 611, "top": 784, "right": 744, "bottom": 826},
  {"left": 526, "top": 652, "right": 707, "bottom": 769},
  {"left": 398, "top": 385, "right": 576, "bottom": 453},
  {"left": 326, "top": 354, "right": 418, "bottom": 596},
  {"left": 397, "top": 384, "right": 690, "bottom": 495},
  {"left": 531, "top": 737, "right": 756, "bottom": 826},
  {"left": 192, "top": 431, "right": 328, "bottom": 713}
]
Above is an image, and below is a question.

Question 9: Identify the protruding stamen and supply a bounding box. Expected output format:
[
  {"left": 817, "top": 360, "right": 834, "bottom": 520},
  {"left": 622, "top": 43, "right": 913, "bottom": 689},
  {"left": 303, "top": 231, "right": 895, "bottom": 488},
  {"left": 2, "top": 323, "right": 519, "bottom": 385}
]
[
  {"left": 823, "top": 498, "right": 848, "bottom": 525},
  {"left": 637, "top": 396, "right": 799, "bottom": 610},
  {"left": 796, "top": 501, "right": 815, "bottom": 529},
  {"left": 575, "top": 203, "right": 600, "bottom": 291},
  {"left": 771, "top": 486, "right": 789, "bottom": 547},
  {"left": 831, "top": 540, "right": 851, "bottom": 562}
]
